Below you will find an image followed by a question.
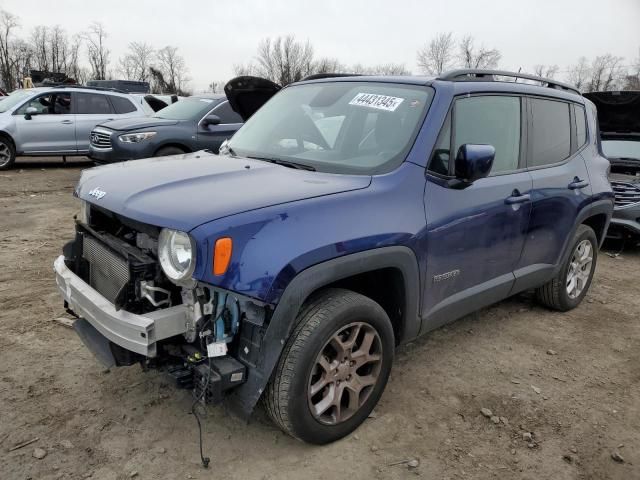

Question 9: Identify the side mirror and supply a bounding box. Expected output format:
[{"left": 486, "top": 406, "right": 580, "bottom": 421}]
[
  {"left": 454, "top": 144, "right": 495, "bottom": 185},
  {"left": 202, "top": 114, "right": 221, "bottom": 126},
  {"left": 24, "top": 106, "right": 38, "bottom": 120}
]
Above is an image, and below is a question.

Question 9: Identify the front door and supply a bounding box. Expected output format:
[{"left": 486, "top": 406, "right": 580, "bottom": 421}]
[
  {"left": 196, "top": 101, "right": 243, "bottom": 152},
  {"left": 14, "top": 92, "right": 76, "bottom": 153},
  {"left": 422, "top": 94, "right": 532, "bottom": 332}
]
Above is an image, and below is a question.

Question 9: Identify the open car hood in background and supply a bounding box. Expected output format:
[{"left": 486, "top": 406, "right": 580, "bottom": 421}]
[
  {"left": 584, "top": 91, "right": 640, "bottom": 135},
  {"left": 224, "top": 76, "right": 281, "bottom": 121}
]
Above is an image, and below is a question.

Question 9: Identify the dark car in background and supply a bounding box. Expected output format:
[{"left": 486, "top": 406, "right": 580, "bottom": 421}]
[
  {"left": 88, "top": 94, "right": 243, "bottom": 163},
  {"left": 584, "top": 91, "right": 640, "bottom": 239}
]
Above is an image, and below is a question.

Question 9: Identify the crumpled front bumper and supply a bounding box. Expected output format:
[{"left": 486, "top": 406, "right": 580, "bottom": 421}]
[{"left": 53, "top": 255, "right": 189, "bottom": 358}]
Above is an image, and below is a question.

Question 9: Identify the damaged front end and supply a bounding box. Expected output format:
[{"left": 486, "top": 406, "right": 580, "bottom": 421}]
[{"left": 54, "top": 202, "right": 268, "bottom": 408}]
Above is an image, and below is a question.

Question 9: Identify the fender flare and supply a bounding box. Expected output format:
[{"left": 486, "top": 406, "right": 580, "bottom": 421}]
[
  {"left": 227, "top": 245, "right": 421, "bottom": 418},
  {"left": 552, "top": 198, "right": 614, "bottom": 277}
]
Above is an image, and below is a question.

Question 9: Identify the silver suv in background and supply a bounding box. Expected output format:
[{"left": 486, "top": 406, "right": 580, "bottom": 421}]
[{"left": 0, "top": 86, "right": 147, "bottom": 170}]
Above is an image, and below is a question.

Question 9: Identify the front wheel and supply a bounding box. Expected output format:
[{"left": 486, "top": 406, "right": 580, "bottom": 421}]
[
  {"left": 0, "top": 136, "right": 16, "bottom": 170},
  {"left": 154, "top": 146, "right": 186, "bottom": 157},
  {"left": 536, "top": 224, "right": 598, "bottom": 311},
  {"left": 265, "top": 288, "right": 394, "bottom": 444}
]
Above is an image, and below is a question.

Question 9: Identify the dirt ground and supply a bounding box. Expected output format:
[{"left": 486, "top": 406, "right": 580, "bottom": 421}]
[{"left": 1, "top": 157, "right": 639, "bottom": 480}]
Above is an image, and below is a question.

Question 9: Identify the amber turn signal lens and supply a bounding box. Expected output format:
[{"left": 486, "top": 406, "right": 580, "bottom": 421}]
[{"left": 213, "top": 237, "right": 233, "bottom": 275}]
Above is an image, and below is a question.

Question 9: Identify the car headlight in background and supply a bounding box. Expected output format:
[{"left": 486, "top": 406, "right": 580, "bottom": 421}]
[
  {"left": 158, "top": 228, "right": 196, "bottom": 282},
  {"left": 118, "top": 132, "right": 157, "bottom": 143}
]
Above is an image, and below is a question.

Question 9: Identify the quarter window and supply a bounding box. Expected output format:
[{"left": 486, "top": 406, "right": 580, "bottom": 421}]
[
  {"left": 453, "top": 96, "right": 521, "bottom": 174},
  {"left": 529, "top": 98, "right": 571, "bottom": 167},
  {"left": 574, "top": 104, "right": 587, "bottom": 148},
  {"left": 428, "top": 111, "right": 451, "bottom": 176},
  {"left": 110, "top": 95, "right": 137, "bottom": 114},
  {"left": 75, "top": 93, "right": 113, "bottom": 114}
]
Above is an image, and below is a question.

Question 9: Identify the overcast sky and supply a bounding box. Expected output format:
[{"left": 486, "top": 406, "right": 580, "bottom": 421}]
[{"left": 2, "top": 0, "right": 639, "bottom": 91}]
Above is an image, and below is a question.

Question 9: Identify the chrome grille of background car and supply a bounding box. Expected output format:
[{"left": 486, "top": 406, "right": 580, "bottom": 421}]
[
  {"left": 82, "top": 235, "right": 130, "bottom": 304},
  {"left": 610, "top": 181, "right": 640, "bottom": 208},
  {"left": 90, "top": 129, "right": 112, "bottom": 149}
]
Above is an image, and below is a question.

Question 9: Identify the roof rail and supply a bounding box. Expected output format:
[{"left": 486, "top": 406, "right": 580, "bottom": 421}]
[
  {"left": 300, "top": 73, "right": 362, "bottom": 81},
  {"left": 438, "top": 69, "right": 581, "bottom": 95},
  {"left": 46, "top": 84, "right": 128, "bottom": 94}
]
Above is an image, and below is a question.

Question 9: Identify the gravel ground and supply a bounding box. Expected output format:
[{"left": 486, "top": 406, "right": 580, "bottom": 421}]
[{"left": 1, "top": 158, "right": 638, "bottom": 480}]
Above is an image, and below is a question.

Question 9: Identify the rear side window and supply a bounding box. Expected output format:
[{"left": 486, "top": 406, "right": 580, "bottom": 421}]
[
  {"left": 75, "top": 93, "right": 113, "bottom": 114},
  {"left": 453, "top": 96, "right": 521, "bottom": 174},
  {"left": 212, "top": 101, "right": 243, "bottom": 124},
  {"left": 110, "top": 95, "right": 137, "bottom": 114},
  {"left": 574, "top": 104, "right": 587, "bottom": 148},
  {"left": 529, "top": 98, "right": 571, "bottom": 167}
]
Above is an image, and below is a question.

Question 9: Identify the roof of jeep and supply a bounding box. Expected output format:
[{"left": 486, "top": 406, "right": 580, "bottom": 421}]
[{"left": 296, "top": 74, "right": 584, "bottom": 104}]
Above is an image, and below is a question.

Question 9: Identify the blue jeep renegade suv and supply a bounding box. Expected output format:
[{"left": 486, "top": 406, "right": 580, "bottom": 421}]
[{"left": 54, "top": 70, "right": 614, "bottom": 445}]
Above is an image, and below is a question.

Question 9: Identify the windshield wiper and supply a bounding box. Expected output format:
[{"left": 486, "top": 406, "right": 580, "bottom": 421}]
[{"left": 247, "top": 155, "right": 316, "bottom": 171}]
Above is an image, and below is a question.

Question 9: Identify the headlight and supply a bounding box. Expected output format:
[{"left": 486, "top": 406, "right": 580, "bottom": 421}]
[
  {"left": 118, "top": 132, "right": 157, "bottom": 143},
  {"left": 78, "top": 200, "right": 90, "bottom": 225},
  {"left": 158, "top": 228, "right": 196, "bottom": 282}
]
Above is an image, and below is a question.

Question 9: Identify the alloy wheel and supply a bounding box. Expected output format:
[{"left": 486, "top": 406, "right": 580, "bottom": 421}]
[
  {"left": 0, "top": 143, "right": 11, "bottom": 167},
  {"left": 307, "top": 322, "right": 383, "bottom": 425},
  {"left": 566, "top": 239, "right": 594, "bottom": 299}
]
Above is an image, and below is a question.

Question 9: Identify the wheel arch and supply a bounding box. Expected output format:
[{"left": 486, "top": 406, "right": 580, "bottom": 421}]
[
  {"left": 153, "top": 142, "right": 191, "bottom": 155},
  {"left": 226, "top": 246, "right": 421, "bottom": 418},
  {"left": 0, "top": 130, "right": 16, "bottom": 150}
]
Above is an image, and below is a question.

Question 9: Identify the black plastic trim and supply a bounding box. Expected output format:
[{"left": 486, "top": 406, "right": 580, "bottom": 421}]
[{"left": 226, "top": 246, "right": 421, "bottom": 418}]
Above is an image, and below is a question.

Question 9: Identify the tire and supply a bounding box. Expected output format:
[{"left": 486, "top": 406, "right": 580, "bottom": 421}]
[
  {"left": 265, "top": 288, "right": 395, "bottom": 444},
  {"left": 536, "top": 224, "right": 598, "bottom": 311},
  {"left": 154, "top": 146, "right": 186, "bottom": 157},
  {"left": 0, "top": 136, "right": 16, "bottom": 170}
]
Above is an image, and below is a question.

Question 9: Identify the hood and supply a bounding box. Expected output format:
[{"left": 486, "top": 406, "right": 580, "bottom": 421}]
[
  {"left": 76, "top": 151, "right": 371, "bottom": 232},
  {"left": 584, "top": 91, "right": 640, "bottom": 136},
  {"left": 97, "top": 116, "right": 180, "bottom": 131},
  {"left": 224, "top": 76, "right": 281, "bottom": 121}
]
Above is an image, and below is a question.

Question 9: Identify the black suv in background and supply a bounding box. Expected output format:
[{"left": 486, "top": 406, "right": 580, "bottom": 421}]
[{"left": 88, "top": 94, "right": 243, "bottom": 163}]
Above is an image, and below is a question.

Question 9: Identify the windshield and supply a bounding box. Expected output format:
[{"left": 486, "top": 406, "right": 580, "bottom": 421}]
[
  {"left": 152, "top": 97, "right": 219, "bottom": 120},
  {"left": 0, "top": 89, "right": 36, "bottom": 113},
  {"left": 602, "top": 139, "right": 640, "bottom": 160},
  {"left": 227, "top": 81, "right": 433, "bottom": 174}
]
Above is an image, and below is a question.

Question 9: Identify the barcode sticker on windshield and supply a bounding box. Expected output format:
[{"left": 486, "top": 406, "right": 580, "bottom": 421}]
[{"left": 349, "top": 93, "right": 404, "bottom": 112}]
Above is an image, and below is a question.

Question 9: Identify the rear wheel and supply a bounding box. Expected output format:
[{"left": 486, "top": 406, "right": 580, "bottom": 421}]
[
  {"left": 0, "top": 136, "right": 16, "bottom": 170},
  {"left": 154, "top": 146, "right": 186, "bottom": 157},
  {"left": 265, "top": 288, "right": 394, "bottom": 444},
  {"left": 536, "top": 224, "right": 598, "bottom": 311}
]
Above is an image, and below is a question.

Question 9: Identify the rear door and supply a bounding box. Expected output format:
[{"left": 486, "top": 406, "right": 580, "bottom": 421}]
[
  {"left": 14, "top": 92, "right": 76, "bottom": 153},
  {"left": 196, "top": 100, "right": 243, "bottom": 152},
  {"left": 73, "top": 92, "right": 116, "bottom": 152},
  {"left": 513, "top": 97, "right": 592, "bottom": 290},
  {"left": 422, "top": 94, "right": 533, "bottom": 331}
]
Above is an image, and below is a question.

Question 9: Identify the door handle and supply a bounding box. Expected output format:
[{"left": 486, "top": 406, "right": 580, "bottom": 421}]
[
  {"left": 505, "top": 190, "right": 531, "bottom": 205},
  {"left": 61, "top": 120, "right": 73, "bottom": 124},
  {"left": 568, "top": 177, "right": 589, "bottom": 190}
]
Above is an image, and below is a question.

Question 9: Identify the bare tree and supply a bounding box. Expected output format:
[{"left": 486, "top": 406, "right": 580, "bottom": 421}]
[
  {"left": 30, "top": 25, "right": 49, "bottom": 71},
  {"left": 232, "top": 62, "right": 258, "bottom": 77},
  {"left": 417, "top": 32, "right": 455, "bottom": 75},
  {"left": 118, "top": 42, "right": 154, "bottom": 82},
  {"left": 350, "top": 63, "right": 411, "bottom": 75},
  {"left": 566, "top": 56, "right": 590, "bottom": 91},
  {"left": 0, "top": 9, "right": 20, "bottom": 90},
  {"left": 533, "top": 64, "right": 559, "bottom": 79},
  {"left": 156, "top": 45, "right": 190, "bottom": 94},
  {"left": 587, "top": 54, "right": 625, "bottom": 91},
  {"left": 254, "top": 36, "right": 315, "bottom": 85},
  {"left": 458, "top": 35, "right": 501, "bottom": 69},
  {"left": 84, "top": 22, "right": 109, "bottom": 80},
  {"left": 313, "top": 57, "right": 343, "bottom": 75}
]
